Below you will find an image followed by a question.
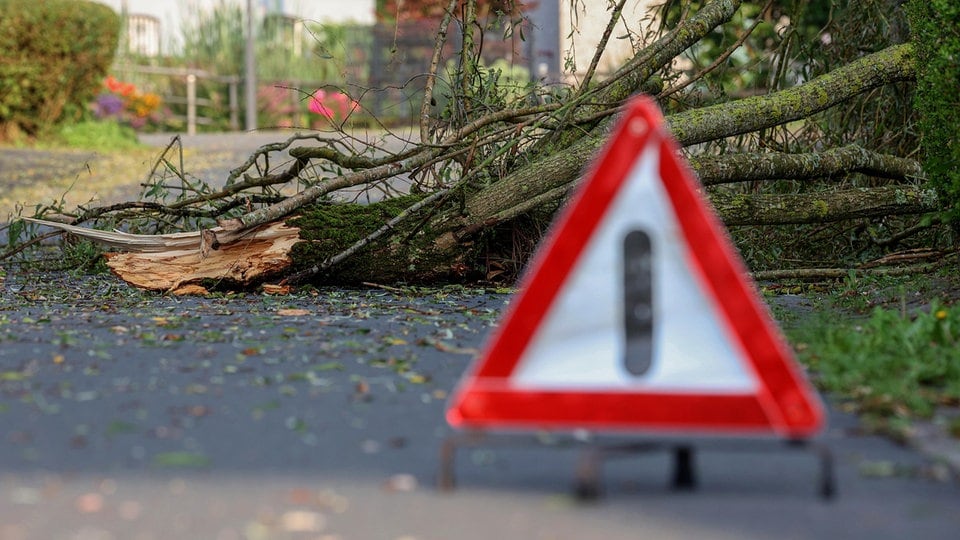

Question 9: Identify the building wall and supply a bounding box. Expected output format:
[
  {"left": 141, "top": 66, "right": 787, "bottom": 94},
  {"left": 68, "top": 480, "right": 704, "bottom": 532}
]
[{"left": 558, "top": 0, "right": 662, "bottom": 81}]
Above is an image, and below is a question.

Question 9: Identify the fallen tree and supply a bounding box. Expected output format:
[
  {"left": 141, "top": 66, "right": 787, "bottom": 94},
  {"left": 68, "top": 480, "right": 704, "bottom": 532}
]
[{"left": 5, "top": 0, "right": 952, "bottom": 291}]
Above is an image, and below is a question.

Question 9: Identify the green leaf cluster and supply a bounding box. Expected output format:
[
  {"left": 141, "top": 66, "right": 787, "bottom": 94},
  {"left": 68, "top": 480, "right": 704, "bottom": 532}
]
[
  {"left": 906, "top": 0, "right": 960, "bottom": 219},
  {"left": 0, "top": 0, "right": 120, "bottom": 140},
  {"left": 791, "top": 303, "right": 960, "bottom": 422}
]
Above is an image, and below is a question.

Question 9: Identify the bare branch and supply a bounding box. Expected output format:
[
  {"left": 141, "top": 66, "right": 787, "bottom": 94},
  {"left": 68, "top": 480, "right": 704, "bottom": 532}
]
[
  {"left": 690, "top": 145, "right": 924, "bottom": 185},
  {"left": 421, "top": 0, "right": 459, "bottom": 144},
  {"left": 578, "top": 0, "right": 629, "bottom": 93},
  {"left": 714, "top": 185, "right": 937, "bottom": 226},
  {"left": 659, "top": 0, "right": 773, "bottom": 99},
  {"left": 668, "top": 44, "right": 915, "bottom": 146},
  {"left": 753, "top": 262, "right": 943, "bottom": 281}
]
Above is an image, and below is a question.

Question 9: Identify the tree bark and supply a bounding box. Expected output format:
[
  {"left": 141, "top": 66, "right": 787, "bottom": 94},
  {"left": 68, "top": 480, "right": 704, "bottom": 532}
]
[
  {"left": 102, "top": 222, "right": 300, "bottom": 292},
  {"left": 667, "top": 44, "right": 915, "bottom": 146},
  {"left": 690, "top": 145, "right": 924, "bottom": 185},
  {"left": 713, "top": 185, "right": 937, "bottom": 225}
]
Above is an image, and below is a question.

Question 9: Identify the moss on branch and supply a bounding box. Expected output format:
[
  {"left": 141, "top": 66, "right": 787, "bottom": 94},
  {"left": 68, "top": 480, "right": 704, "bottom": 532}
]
[
  {"left": 713, "top": 185, "right": 937, "bottom": 225},
  {"left": 690, "top": 145, "right": 924, "bottom": 185}
]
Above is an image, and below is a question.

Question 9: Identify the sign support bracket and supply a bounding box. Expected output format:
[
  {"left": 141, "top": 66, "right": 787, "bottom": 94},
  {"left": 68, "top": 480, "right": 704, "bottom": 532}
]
[{"left": 438, "top": 432, "right": 836, "bottom": 500}]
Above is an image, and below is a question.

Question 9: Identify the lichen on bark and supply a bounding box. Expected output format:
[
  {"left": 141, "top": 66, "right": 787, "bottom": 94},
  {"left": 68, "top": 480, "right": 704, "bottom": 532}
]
[{"left": 286, "top": 194, "right": 475, "bottom": 283}]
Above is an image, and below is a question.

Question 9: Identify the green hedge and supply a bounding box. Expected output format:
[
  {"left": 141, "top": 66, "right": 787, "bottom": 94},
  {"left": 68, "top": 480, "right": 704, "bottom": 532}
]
[
  {"left": 906, "top": 0, "right": 960, "bottom": 219},
  {"left": 0, "top": 0, "right": 120, "bottom": 140}
]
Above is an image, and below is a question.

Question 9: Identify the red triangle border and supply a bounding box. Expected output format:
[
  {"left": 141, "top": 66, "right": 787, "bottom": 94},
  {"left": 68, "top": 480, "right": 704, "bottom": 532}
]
[{"left": 447, "top": 96, "right": 825, "bottom": 438}]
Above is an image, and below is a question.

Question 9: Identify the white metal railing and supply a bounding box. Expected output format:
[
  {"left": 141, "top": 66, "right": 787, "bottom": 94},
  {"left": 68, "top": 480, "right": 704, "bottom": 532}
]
[
  {"left": 113, "top": 64, "right": 240, "bottom": 135},
  {"left": 113, "top": 64, "right": 332, "bottom": 135}
]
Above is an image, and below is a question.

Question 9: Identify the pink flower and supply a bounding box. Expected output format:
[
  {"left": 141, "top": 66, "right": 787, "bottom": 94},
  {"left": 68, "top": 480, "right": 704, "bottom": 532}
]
[
  {"left": 329, "top": 92, "right": 348, "bottom": 117},
  {"left": 308, "top": 89, "right": 360, "bottom": 122},
  {"left": 308, "top": 89, "right": 334, "bottom": 119}
]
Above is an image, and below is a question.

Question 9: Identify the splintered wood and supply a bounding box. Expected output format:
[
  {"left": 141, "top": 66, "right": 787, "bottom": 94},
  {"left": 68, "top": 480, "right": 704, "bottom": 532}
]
[{"left": 103, "top": 222, "right": 300, "bottom": 292}]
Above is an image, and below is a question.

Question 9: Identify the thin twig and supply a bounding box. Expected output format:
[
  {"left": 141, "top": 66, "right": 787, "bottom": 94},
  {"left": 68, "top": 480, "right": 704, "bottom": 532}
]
[
  {"left": 361, "top": 281, "right": 406, "bottom": 293},
  {"left": 225, "top": 133, "right": 328, "bottom": 185},
  {"left": 752, "top": 261, "right": 944, "bottom": 281},
  {"left": 458, "top": 0, "right": 478, "bottom": 100},
  {"left": 0, "top": 230, "right": 63, "bottom": 263},
  {"left": 660, "top": 0, "right": 773, "bottom": 99},
  {"left": 421, "top": 0, "right": 459, "bottom": 145},
  {"left": 535, "top": 0, "right": 628, "bottom": 151},
  {"left": 142, "top": 134, "right": 182, "bottom": 188},
  {"left": 872, "top": 217, "right": 940, "bottom": 247},
  {"left": 579, "top": 0, "right": 629, "bottom": 93}
]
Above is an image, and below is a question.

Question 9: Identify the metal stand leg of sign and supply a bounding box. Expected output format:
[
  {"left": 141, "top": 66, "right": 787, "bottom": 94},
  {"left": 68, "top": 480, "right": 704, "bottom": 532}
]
[
  {"left": 440, "top": 433, "right": 835, "bottom": 500},
  {"left": 672, "top": 445, "right": 697, "bottom": 490},
  {"left": 437, "top": 432, "right": 466, "bottom": 491},
  {"left": 575, "top": 439, "right": 835, "bottom": 501},
  {"left": 573, "top": 442, "right": 695, "bottom": 499},
  {"left": 438, "top": 431, "right": 585, "bottom": 491}
]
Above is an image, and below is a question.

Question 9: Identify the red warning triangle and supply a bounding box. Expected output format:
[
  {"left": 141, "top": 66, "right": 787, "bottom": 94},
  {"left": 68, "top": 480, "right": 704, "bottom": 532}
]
[{"left": 447, "top": 96, "right": 824, "bottom": 438}]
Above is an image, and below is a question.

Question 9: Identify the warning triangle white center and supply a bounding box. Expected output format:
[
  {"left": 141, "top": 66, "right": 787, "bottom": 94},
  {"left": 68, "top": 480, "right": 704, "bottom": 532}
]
[
  {"left": 447, "top": 96, "right": 825, "bottom": 438},
  {"left": 513, "top": 144, "right": 754, "bottom": 392}
]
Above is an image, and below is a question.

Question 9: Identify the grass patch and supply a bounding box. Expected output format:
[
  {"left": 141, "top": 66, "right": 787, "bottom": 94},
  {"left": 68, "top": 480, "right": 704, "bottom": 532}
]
[
  {"left": 789, "top": 302, "right": 960, "bottom": 435},
  {"left": 51, "top": 120, "right": 142, "bottom": 151}
]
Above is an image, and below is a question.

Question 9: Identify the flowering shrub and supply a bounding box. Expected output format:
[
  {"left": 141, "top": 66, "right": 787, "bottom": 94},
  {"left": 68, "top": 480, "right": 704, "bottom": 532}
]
[
  {"left": 257, "top": 84, "right": 299, "bottom": 128},
  {"left": 93, "top": 76, "right": 163, "bottom": 129},
  {"left": 0, "top": 0, "right": 119, "bottom": 139},
  {"left": 308, "top": 89, "right": 359, "bottom": 126}
]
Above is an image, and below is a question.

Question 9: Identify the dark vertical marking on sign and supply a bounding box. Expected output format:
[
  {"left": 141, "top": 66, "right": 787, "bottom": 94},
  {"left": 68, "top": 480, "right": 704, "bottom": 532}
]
[{"left": 623, "top": 229, "right": 654, "bottom": 376}]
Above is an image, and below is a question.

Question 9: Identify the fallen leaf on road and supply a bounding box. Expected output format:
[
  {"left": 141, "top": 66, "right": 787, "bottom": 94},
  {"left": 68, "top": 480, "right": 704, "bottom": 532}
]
[
  {"left": 172, "top": 284, "right": 209, "bottom": 296},
  {"left": 417, "top": 337, "right": 478, "bottom": 355},
  {"left": 383, "top": 473, "right": 418, "bottom": 492},
  {"left": 151, "top": 451, "right": 211, "bottom": 468},
  {"left": 858, "top": 460, "right": 899, "bottom": 477},
  {"left": 278, "top": 308, "right": 311, "bottom": 317},
  {"left": 280, "top": 510, "right": 326, "bottom": 533},
  {"left": 186, "top": 405, "right": 211, "bottom": 417},
  {"left": 405, "top": 373, "right": 428, "bottom": 384},
  {"left": 75, "top": 492, "right": 104, "bottom": 513},
  {"left": 262, "top": 283, "right": 291, "bottom": 295}
]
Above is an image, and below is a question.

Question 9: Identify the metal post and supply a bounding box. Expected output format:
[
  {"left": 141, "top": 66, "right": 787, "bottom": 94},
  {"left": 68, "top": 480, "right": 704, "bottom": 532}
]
[
  {"left": 229, "top": 78, "right": 239, "bottom": 131},
  {"left": 119, "top": 0, "right": 129, "bottom": 63},
  {"left": 244, "top": 0, "right": 257, "bottom": 131},
  {"left": 186, "top": 73, "right": 197, "bottom": 136},
  {"left": 672, "top": 446, "right": 696, "bottom": 490}
]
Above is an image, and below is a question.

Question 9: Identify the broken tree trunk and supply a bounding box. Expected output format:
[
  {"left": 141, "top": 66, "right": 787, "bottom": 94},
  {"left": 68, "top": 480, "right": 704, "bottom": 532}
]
[
  {"left": 102, "top": 222, "right": 300, "bottom": 292},
  {"left": 20, "top": 42, "right": 928, "bottom": 290},
  {"left": 23, "top": 217, "right": 300, "bottom": 292}
]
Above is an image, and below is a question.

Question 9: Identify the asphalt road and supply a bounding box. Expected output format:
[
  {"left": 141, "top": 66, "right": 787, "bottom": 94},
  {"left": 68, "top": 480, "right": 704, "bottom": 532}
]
[{"left": 1, "top": 273, "right": 959, "bottom": 539}]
